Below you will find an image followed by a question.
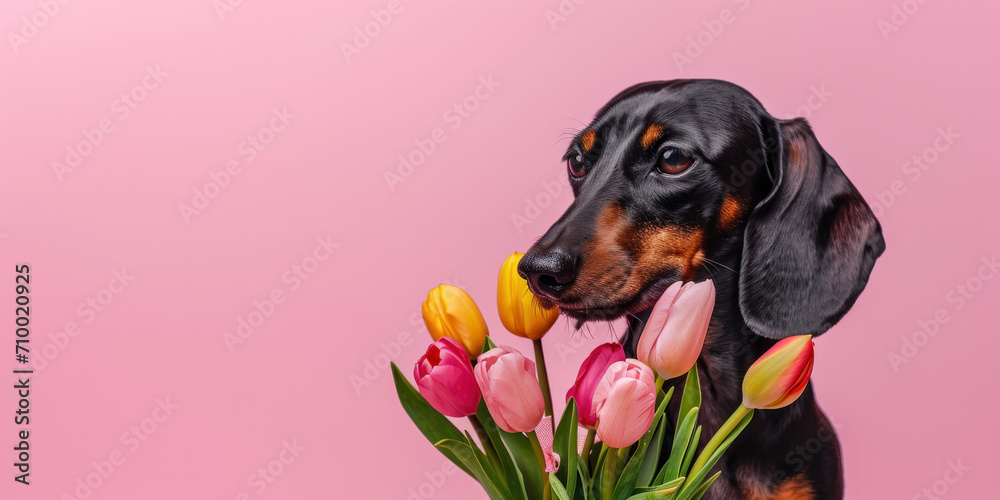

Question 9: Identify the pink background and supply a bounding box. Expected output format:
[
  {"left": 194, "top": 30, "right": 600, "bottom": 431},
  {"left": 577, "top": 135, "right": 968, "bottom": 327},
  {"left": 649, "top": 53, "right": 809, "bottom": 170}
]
[{"left": 1, "top": 1, "right": 997, "bottom": 498}]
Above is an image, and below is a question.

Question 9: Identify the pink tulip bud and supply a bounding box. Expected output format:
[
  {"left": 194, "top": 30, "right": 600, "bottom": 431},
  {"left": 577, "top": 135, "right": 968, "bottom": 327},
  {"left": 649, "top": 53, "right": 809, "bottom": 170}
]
[
  {"left": 566, "top": 342, "right": 626, "bottom": 429},
  {"left": 637, "top": 280, "right": 716, "bottom": 380},
  {"left": 742, "top": 335, "right": 814, "bottom": 410},
  {"left": 474, "top": 346, "right": 546, "bottom": 433},
  {"left": 414, "top": 337, "right": 481, "bottom": 417},
  {"left": 592, "top": 359, "right": 657, "bottom": 448}
]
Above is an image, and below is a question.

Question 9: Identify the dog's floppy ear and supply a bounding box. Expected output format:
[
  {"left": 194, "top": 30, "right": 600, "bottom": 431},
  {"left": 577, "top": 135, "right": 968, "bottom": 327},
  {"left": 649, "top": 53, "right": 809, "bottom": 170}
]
[{"left": 738, "top": 116, "right": 885, "bottom": 339}]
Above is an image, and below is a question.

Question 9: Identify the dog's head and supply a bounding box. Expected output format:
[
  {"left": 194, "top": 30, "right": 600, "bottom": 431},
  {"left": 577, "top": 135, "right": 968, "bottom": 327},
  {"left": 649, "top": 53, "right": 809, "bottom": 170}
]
[{"left": 519, "top": 79, "right": 884, "bottom": 339}]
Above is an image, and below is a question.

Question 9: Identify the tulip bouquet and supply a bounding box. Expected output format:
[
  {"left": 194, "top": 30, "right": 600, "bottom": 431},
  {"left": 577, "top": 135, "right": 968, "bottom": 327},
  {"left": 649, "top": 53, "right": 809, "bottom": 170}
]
[{"left": 392, "top": 253, "right": 816, "bottom": 500}]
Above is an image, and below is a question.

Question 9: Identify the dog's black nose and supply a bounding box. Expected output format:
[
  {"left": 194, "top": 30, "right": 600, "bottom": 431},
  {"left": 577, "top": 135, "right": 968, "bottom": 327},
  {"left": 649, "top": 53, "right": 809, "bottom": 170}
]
[{"left": 518, "top": 248, "right": 578, "bottom": 299}]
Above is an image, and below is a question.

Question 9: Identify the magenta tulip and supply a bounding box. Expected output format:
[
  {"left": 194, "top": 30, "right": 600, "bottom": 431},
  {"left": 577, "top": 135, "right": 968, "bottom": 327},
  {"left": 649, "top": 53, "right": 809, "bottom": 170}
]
[
  {"left": 637, "top": 280, "right": 716, "bottom": 380},
  {"left": 566, "top": 342, "right": 626, "bottom": 429},
  {"left": 474, "top": 345, "right": 545, "bottom": 433},
  {"left": 592, "top": 359, "right": 657, "bottom": 448},
  {"left": 414, "top": 337, "right": 481, "bottom": 418}
]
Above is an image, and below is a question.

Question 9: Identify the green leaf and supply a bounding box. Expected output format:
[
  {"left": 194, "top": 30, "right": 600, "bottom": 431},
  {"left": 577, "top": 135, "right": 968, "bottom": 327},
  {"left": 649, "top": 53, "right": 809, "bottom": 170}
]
[
  {"left": 678, "top": 426, "right": 701, "bottom": 481},
  {"left": 576, "top": 459, "right": 592, "bottom": 500},
  {"left": 590, "top": 443, "right": 618, "bottom": 500},
  {"left": 550, "top": 473, "right": 571, "bottom": 500},
  {"left": 623, "top": 477, "right": 684, "bottom": 499},
  {"left": 687, "top": 472, "right": 720, "bottom": 500},
  {"left": 601, "top": 446, "right": 624, "bottom": 500},
  {"left": 677, "top": 366, "right": 700, "bottom": 440},
  {"left": 484, "top": 336, "right": 498, "bottom": 353},
  {"left": 657, "top": 406, "right": 699, "bottom": 484},
  {"left": 676, "top": 411, "right": 753, "bottom": 500},
  {"left": 390, "top": 362, "right": 473, "bottom": 477},
  {"left": 435, "top": 438, "right": 508, "bottom": 500},
  {"left": 636, "top": 416, "right": 667, "bottom": 487},
  {"left": 661, "top": 386, "right": 676, "bottom": 415},
  {"left": 499, "top": 429, "right": 544, "bottom": 499},
  {"left": 466, "top": 431, "right": 514, "bottom": 499},
  {"left": 477, "top": 402, "right": 528, "bottom": 500},
  {"left": 612, "top": 390, "right": 671, "bottom": 500},
  {"left": 555, "top": 398, "right": 580, "bottom": 499}
]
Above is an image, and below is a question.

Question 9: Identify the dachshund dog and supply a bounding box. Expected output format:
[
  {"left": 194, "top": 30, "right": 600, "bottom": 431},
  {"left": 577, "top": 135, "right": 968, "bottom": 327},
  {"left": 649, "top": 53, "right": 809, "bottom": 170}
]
[{"left": 518, "top": 80, "right": 884, "bottom": 500}]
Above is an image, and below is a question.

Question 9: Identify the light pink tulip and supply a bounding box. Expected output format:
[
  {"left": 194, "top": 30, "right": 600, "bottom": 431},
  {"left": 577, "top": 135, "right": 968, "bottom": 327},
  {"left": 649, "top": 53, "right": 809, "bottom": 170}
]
[
  {"left": 592, "top": 359, "right": 657, "bottom": 448},
  {"left": 566, "top": 342, "right": 626, "bottom": 429},
  {"left": 414, "top": 337, "right": 481, "bottom": 417},
  {"left": 637, "top": 280, "right": 716, "bottom": 380},
  {"left": 474, "top": 346, "right": 545, "bottom": 433}
]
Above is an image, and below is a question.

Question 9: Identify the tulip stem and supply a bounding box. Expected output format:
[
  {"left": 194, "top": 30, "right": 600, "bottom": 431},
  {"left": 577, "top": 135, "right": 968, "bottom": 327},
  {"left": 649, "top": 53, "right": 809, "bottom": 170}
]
[
  {"left": 601, "top": 445, "right": 627, "bottom": 500},
  {"left": 468, "top": 415, "right": 500, "bottom": 466},
  {"left": 528, "top": 430, "right": 552, "bottom": 500},
  {"left": 654, "top": 375, "right": 665, "bottom": 394},
  {"left": 581, "top": 428, "right": 596, "bottom": 466},
  {"left": 688, "top": 404, "right": 752, "bottom": 480},
  {"left": 532, "top": 339, "right": 555, "bottom": 418}
]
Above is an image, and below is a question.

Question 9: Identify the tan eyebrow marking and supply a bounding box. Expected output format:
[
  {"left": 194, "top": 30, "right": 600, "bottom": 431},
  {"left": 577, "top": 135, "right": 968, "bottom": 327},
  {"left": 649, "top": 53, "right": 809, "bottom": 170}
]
[
  {"left": 580, "top": 129, "right": 596, "bottom": 152},
  {"left": 640, "top": 124, "right": 664, "bottom": 148},
  {"left": 718, "top": 194, "right": 744, "bottom": 231}
]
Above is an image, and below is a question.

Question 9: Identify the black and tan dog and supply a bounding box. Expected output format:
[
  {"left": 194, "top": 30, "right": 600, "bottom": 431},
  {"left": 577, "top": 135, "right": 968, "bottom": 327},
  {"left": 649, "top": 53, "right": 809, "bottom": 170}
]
[{"left": 519, "top": 80, "right": 884, "bottom": 500}]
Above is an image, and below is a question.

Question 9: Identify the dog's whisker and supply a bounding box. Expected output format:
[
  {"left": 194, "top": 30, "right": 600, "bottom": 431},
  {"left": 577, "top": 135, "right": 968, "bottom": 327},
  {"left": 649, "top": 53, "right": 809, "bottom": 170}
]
[
  {"left": 624, "top": 310, "right": 646, "bottom": 328},
  {"left": 702, "top": 257, "right": 738, "bottom": 275}
]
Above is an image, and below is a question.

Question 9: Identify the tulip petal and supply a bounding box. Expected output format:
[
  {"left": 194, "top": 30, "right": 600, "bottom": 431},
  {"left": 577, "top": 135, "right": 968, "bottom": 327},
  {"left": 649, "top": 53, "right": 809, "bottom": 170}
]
[
  {"left": 422, "top": 285, "right": 489, "bottom": 356},
  {"left": 415, "top": 338, "right": 482, "bottom": 417},
  {"left": 743, "top": 335, "right": 814, "bottom": 409},
  {"left": 637, "top": 281, "right": 684, "bottom": 366},
  {"left": 490, "top": 355, "right": 545, "bottom": 431},
  {"left": 475, "top": 346, "right": 545, "bottom": 433},
  {"left": 596, "top": 378, "right": 656, "bottom": 448},
  {"left": 651, "top": 281, "right": 715, "bottom": 379},
  {"left": 566, "top": 343, "right": 626, "bottom": 428},
  {"left": 498, "top": 252, "right": 559, "bottom": 340},
  {"left": 637, "top": 280, "right": 715, "bottom": 380},
  {"left": 590, "top": 359, "right": 657, "bottom": 448}
]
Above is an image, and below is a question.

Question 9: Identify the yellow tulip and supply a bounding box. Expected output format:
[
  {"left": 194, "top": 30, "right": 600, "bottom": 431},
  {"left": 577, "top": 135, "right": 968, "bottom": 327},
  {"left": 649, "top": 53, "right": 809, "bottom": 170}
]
[
  {"left": 421, "top": 284, "right": 489, "bottom": 357},
  {"left": 497, "top": 252, "right": 559, "bottom": 340}
]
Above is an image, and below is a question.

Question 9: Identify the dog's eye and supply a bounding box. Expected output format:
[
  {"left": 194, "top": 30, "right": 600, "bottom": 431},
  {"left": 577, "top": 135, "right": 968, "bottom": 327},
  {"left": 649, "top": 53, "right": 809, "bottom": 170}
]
[
  {"left": 567, "top": 153, "right": 586, "bottom": 178},
  {"left": 657, "top": 148, "right": 694, "bottom": 175}
]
